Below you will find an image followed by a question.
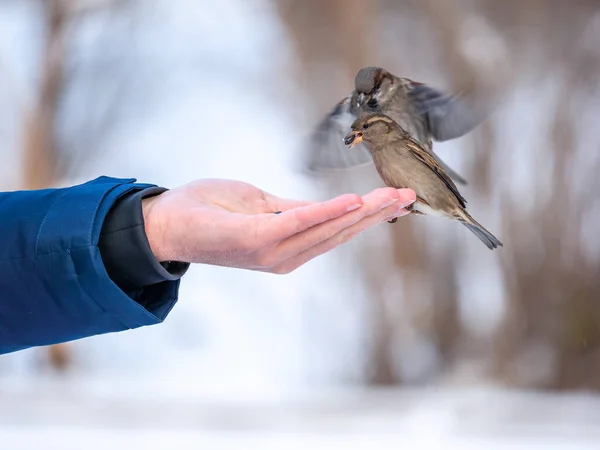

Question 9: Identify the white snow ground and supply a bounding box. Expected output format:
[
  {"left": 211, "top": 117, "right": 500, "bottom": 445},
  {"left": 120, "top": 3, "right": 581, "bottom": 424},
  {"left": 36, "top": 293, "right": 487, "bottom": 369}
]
[
  {"left": 1, "top": 1, "right": 600, "bottom": 448},
  {"left": 2, "top": 382, "right": 600, "bottom": 449}
]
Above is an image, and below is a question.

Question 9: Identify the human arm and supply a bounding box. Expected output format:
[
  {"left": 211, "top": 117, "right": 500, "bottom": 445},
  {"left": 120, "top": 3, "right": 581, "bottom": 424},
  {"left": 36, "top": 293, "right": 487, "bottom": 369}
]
[{"left": 0, "top": 176, "right": 415, "bottom": 354}]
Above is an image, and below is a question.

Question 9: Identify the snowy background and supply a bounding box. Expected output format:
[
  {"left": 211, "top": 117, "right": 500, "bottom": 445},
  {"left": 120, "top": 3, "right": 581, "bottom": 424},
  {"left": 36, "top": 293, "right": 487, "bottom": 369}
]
[{"left": 1, "top": 0, "right": 600, "bottom": 448}]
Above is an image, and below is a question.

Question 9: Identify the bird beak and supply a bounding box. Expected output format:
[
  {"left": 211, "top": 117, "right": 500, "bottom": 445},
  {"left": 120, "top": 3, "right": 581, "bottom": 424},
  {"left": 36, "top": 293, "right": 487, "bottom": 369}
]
[{"left": 344, "top": 131, "right": 363, "bottom": 148}]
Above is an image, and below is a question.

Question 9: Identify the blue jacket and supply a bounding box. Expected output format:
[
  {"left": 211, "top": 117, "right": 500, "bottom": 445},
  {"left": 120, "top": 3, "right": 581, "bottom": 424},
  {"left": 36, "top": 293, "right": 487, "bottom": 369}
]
[{"left": 0, "top": 176, "right": 181, "bottom": 354}]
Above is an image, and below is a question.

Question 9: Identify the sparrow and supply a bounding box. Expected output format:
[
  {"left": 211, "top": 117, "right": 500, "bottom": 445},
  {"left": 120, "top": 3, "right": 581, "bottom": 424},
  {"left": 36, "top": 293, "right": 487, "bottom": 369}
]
[
  {"left": 343, "top": 113, "right": 502, "bottom": 250},
  {"left": 305, "top": 66, "right": 488, "bottom": 185}
]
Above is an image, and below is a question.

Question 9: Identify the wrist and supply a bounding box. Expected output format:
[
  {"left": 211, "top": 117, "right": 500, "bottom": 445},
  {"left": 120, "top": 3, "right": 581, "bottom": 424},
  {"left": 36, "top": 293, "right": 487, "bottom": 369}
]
[
  {"left": 99, "top": 186, "right": 189, "bottom": 290},
  {"left": 141, "top": 194, "right": 169, "bottom": 262}
]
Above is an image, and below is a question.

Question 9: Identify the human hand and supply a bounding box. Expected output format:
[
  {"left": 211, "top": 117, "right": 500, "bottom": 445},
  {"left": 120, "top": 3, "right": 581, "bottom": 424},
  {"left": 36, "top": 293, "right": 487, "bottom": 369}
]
[{"left": 142, "top": 179, "right": 415, "bottom": 274}]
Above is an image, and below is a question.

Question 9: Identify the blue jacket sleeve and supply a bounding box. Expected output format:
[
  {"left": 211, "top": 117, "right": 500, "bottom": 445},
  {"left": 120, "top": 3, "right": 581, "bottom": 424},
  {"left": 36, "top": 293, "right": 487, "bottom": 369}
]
[{"left": 0, "top": 176, "right": 181, "bottom": 354}]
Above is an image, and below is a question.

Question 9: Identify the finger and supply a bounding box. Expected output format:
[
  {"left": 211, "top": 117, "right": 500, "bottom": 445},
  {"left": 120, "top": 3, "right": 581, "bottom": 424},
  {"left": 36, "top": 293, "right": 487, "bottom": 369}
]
[
  {"left": 263, "top": 193, "right": 365, "bottom": 242},
  {"left": 270, "top": 198, "right": 413, "bottom": 274},
  {"left": 273, "top": 188, "right": 415, "bottom": 262}
]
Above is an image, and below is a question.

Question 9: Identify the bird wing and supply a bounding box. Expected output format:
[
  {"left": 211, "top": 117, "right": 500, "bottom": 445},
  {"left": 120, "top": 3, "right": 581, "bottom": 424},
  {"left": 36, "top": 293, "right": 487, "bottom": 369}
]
[
  {"left": 405, "top": 138, "right": 467, "bottom": 208},
  {"left": 426, "top": 148, "right": 468, "bottom": 186},
  {"left": 302, "top": 95, "right": 374, "bottom": 173},
  {"left": 407, "top": 83, "right": 485, "bottom": 142}
]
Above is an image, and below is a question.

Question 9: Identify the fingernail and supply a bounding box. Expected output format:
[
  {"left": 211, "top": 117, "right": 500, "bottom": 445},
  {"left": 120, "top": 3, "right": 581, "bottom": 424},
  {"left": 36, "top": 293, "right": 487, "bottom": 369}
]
[
  {"left": 381, "top": 197, "right": 399, "bottom": 209},
  {"left": 346, "top": 203, "right": 362, "bottom": 212},
  {"left": 398, "top": 199, "right": 415, "bottom": 209},
  {"left": 384, "top": 209, "right": 410, "bottom": 222}
]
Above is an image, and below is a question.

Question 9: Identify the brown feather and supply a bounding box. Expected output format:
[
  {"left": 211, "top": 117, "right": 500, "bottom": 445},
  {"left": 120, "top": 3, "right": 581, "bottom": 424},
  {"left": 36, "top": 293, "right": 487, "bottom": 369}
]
[{"left": 404, "top": 139, "right": 467, "bottom": 208}]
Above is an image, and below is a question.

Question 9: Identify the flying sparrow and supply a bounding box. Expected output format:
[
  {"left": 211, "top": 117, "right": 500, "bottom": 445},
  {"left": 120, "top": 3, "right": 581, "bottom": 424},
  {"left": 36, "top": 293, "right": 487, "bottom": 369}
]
[
  {"left": 344, "top": 113, "right": 502, "bottom": 250},
  {"left": 305, "top": 66, "right": 488, "bottom": 185}
]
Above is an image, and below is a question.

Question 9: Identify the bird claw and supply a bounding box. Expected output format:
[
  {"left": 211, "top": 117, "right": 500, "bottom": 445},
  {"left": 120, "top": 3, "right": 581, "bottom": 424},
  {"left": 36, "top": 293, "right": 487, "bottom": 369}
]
[{"left": 387, "top": 218, "right": 398, "bottom": 224}]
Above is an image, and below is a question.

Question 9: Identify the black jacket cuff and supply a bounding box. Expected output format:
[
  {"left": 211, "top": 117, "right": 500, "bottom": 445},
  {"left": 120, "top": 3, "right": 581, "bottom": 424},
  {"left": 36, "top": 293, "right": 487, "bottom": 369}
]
[{"left": 98, "top": 187, "right": 190, "bottom": 291}]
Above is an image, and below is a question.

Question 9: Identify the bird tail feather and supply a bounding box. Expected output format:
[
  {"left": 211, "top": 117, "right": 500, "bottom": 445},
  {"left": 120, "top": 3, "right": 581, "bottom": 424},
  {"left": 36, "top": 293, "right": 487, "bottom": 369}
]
[{"left": 459, "top": 211, "right": 503, "bottom": 250}]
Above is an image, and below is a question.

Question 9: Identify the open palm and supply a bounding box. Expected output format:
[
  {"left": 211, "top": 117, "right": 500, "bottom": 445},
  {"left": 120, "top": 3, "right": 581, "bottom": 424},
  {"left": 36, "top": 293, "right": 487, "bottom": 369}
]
[{"left": 142, "top": 179, "right": 415, "bottom": 274}]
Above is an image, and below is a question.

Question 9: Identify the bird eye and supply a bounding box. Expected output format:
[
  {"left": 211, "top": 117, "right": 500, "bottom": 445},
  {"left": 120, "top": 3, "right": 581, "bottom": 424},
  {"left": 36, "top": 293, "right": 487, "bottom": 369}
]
[
  {"left": 367, "top": 98, "right": 378, "bottom": 108},
  {"left": 363, "top": 123, "right": 370, "bottom": 129}
]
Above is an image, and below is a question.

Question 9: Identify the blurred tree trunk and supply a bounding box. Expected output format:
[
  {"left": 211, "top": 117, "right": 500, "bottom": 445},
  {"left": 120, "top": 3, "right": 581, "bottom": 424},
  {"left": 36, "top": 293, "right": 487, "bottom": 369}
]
[
  {"left": 23, "top": 0, "right": 68, "bottom": 189},
  {"left": 275, "top": 0, "right": 378, "bottom": 113},
  {"left": 21, "top": 0, "right": 128, "bottom": 372},
  {"left": 21, "top": 0, "right": 70, "bottom": 370}
]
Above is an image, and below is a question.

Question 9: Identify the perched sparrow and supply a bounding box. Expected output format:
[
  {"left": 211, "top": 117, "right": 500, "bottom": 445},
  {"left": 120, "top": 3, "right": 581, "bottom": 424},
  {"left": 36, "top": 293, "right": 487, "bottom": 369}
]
[
  {"left": 305, "top": 66, "right": 487, "bottom": 185},
  {"left": 344, "top": 113, "right": 502, "bottom": 250}
]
